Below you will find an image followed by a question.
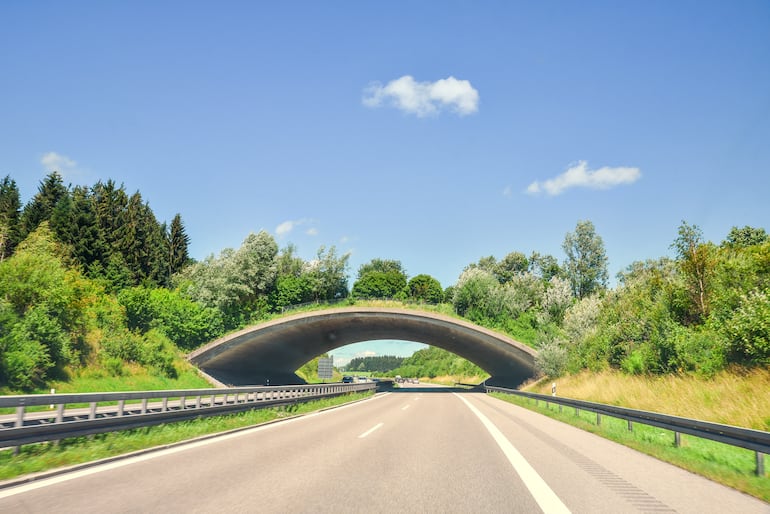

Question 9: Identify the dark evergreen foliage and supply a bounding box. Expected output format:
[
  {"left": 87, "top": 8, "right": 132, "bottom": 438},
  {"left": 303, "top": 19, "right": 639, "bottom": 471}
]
[
  {"left": 167, "top": 213, "right": 191, "bottom": 279},
  {"left": 20, "top": 172, "right": 69, "bottom": 240},
  {"left": 12, "top": 174, "right": 189, "bottom": 289},
  {"left": 344, "top": 355, "right": 404, "bottom": 373},
  {"left": 0, "top": 176, "right": 22, "bottom": 260}
]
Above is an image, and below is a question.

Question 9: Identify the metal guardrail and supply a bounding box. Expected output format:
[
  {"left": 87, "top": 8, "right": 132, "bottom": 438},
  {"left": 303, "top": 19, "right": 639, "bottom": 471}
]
[
  {"left": 0, "top": 382, "right": 376, "bottom": 449},
  {"left": 485, "top": 385, "right": 770, "bottom": 476}
]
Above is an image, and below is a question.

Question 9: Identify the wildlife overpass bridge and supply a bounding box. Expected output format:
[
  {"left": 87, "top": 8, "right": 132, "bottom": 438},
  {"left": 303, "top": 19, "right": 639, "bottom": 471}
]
[{"left": 188, "top": 307, "right": 538, "bottom": 388}]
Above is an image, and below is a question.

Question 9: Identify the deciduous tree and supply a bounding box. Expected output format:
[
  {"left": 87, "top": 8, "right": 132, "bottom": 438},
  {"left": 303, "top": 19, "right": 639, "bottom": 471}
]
[
  {"left": 562, "top": 220, "right": 608, "bottom": 299},
  {"left": 407, "top": 274, "right": 443, "bottom": 303}
]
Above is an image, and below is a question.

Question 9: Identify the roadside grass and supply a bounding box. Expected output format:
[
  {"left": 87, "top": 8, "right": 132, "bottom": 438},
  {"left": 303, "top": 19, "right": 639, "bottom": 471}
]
[
  {"left": 0, "top": 364, "right": 214, "bottom": 415},
  {"left": 489, "top": 392, "right": 769, "bottom": 502},
  {"left": 0, "top": 391, "right": 373, "bottom": 482},
  {"left": 41, "top": 366, "right": 212, "bottom": 395},
  {"left": 523, "top": 368, "right": 770, "bottom": 431}
]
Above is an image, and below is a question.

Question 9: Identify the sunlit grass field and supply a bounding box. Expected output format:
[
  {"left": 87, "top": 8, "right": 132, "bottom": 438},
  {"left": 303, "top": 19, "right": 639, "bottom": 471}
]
[{"left": 523, "top": 367, "right": 770, "bottom": 431}]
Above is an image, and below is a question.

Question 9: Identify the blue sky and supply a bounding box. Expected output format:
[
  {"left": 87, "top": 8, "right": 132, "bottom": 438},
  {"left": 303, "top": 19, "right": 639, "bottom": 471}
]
[{"left": 2, "top": 2, "right": 769, "bottom": 363}]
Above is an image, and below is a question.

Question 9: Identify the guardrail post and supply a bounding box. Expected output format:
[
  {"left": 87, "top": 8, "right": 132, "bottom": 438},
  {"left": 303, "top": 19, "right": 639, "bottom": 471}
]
[
  {"left": 161, "top": 398, "right": 168, "bottom": 412},
  {"left": 180, "top": 396, "right": 186, "bottom": 410},
  {"left": 13, "top": 405, "right": 25, "bottom": 455},
  {"left": 53, "top": 402, "right": 65, "bottom": 446},
  {"left": 757, "top": 452, "right": 765, "bottom": 476},
  {"left": 88, "top": 402, "right": 97, "bottom": 441},
  {"left": 141, "top": 398, "right": 148, "bottom": 414},
  {"left": 117, "top": 400, "right": 125, "bottom": 417},
  {"left": 196, "top": 396, "right": 202, "bottom": 409},
  {"left": 596, "top": 413, "right": 601, "bottom": 426},
  {"left": 674, "top": 432, "right": 681, "bottom": 448},
  {"left": 627, "top": 420, "right": 633, "bottom": 432},
  {"left": 16, "top": 405, "right": 25, "bottom": 427}
]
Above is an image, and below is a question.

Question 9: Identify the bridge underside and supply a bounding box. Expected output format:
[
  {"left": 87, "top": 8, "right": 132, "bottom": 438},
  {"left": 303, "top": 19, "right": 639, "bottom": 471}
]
[{"left": 188, "top": 307, "right": 538, "bottom": 389}]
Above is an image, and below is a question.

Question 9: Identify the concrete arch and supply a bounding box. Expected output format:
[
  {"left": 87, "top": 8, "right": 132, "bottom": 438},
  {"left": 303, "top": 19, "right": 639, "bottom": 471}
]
[{"left": 188, "top": 307, "right": 538, "bottom": 388}]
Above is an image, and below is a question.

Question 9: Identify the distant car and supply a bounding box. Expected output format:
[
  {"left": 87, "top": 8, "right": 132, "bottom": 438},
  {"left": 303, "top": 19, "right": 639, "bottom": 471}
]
[{"left": 342, "top": 376, "right": 353, "bottom": 383}]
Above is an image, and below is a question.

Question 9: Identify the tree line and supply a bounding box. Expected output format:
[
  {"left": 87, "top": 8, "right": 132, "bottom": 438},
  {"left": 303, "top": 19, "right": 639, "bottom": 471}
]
[
  {"left": 342, "top": 355, "right": 405, "bottom": 373},
  {"left": 1, "top": 172, "right": 768, "bottom": 389},
  {"left": 0, "top": 173, "right": 190, "bottom": 289}
]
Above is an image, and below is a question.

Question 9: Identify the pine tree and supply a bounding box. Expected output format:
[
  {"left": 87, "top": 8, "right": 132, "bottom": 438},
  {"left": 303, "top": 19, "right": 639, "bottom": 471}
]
[
  {"left": 91, "top": 180, "right": 129, "bottom": 276},
  {"left": 0, "top": 176, "right": 21, "bottom": 260},
  {"left": 167, "top": 213, "right": 191, "bottom": 279},
  {"left": 20, "top": 172, "right": 69, "bottom": 239},
  {"left": 50, "top": 185, "right": 104, "bottom": 269}
]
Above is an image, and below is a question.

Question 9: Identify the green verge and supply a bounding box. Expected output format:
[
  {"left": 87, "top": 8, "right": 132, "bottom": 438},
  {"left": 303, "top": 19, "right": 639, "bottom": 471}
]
[
  {"left": 489, "top": 392, "right": 769, "bottom": 502},
  {"left": 0, "top": 391, "right": 373, "bottom": 482}
]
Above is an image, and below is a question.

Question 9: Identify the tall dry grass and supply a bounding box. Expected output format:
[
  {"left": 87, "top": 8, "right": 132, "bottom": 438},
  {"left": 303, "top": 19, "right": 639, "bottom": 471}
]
[{"left": 525, "top": 367, "right": 770, "bottom": 431}]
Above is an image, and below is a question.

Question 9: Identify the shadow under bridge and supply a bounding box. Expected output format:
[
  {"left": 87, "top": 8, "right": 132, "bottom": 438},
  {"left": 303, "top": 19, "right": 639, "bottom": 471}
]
[{"left": 187, "top": 307, "right": 538, "bottom": 389}]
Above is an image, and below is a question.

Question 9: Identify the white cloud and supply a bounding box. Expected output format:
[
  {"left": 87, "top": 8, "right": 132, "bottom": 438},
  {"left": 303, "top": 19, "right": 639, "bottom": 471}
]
[
  {"left": 41, "top": 151, "right": 80, "bottom": 177},
  {"left": 502, "top": 185, "right": 512, "bottom": 197},
  {"left": 526, "top": 161, "right": 641, "bottom": 196},
  {"left": 356, "top": 351, "right": 377, "bottom": 358},
  {"left": 275, "top": 218, "right": 318, "bottom": 237},
  {"left": 363, "top": 75, "right": 479, "bottom": 117},
  {"left": 40, "top": 151, "right": 94, "bottom": 183},
  {"left": 275, "top": 220, "right": 296, "bottom": 236}
]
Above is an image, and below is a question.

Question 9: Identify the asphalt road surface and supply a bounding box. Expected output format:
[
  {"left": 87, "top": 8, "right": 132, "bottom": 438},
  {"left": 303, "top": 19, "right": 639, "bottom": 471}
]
[{"left": 0, "top": 386, "right": 767, "bottom": 513}]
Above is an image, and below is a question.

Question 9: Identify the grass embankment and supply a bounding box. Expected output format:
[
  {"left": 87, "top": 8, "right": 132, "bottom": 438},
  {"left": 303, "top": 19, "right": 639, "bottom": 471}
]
[
  {"left": 524, "top": 368, "right": 770, "bottom": 431},
  {"left": 0, "top": 391, "right": 373, "bottom": 482},
  {"left": 494, "top": 368, "right": 770, "bottom": 501}
]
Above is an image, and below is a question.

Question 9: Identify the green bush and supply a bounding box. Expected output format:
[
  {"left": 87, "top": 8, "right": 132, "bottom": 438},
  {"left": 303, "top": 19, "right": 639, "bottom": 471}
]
[
  {"left": 535, "top": 339, "right": 568, "bottom": 377},
  {"left": 722, "top": 289, "right": 770, "bottom": 365},
  {"left": 102, "top": 357, "right": 126, "bottom": 377},
  {"left": 1, "top": 339, "right": 52, "bottom": 390},
  {"left": 119, "top": 286, "right": 224, "bottom": 350},
  {"left": 621, "top": 349, "right": 647, "bottom": 375},
  {"left": 670, "top": 326, "right": 726, "bottom": 376},
  {"left": 101, "top": 329, "right": 144, "bottom": 363},
  {"left": 140, "top": 329, "right": 178, "bottom": 378}
]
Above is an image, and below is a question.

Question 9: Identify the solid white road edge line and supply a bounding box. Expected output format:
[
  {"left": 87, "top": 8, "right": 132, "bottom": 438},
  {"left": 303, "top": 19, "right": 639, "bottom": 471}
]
[
  {"left": 358, "top": 422, "right": 384, "bottom": 439},
  {"left": 454, "top": 393, "right": 571, "bottom": 514},
  {"left": 0, "top": 391, "right": 392, "bottom": 500}
]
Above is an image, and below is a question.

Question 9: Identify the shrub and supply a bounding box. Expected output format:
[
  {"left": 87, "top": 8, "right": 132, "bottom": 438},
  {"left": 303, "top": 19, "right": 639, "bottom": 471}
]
[
  {"left": 535, "top": 339, "right": 568, "bottom": 377},
  {"left": 140, "top": 329, "right": 178, "bottom": 378},
  {"left": 1, "top": 339, "right": 52, "bottom": 390},
  {"left": 101, "top": 329, "right": 143, "bottom": 362},
  {"left": 671, "top": 326, "right": 727, "bottom": 376},
  {"left": 621, "top": 349, "right": 647, "bottom": 375},
  {"left": 721, "top": 289, "right": 770, "bottom": 365}
]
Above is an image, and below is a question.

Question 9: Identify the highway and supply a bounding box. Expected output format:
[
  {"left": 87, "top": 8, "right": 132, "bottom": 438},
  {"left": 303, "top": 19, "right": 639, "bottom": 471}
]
[{"left": 0, "top": 386, "right": 766, "bottom": 513}]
